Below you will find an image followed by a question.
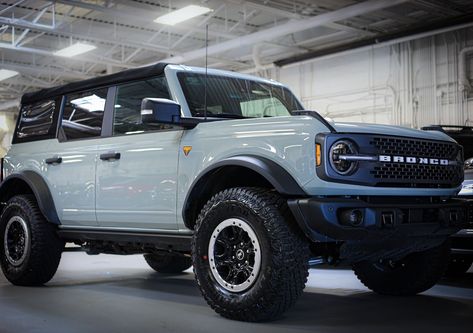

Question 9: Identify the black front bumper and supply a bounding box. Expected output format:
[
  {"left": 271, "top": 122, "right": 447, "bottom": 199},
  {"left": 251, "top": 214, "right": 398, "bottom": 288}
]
[{"left": 288, "top": 197, "right": 473, "bottom": 243}]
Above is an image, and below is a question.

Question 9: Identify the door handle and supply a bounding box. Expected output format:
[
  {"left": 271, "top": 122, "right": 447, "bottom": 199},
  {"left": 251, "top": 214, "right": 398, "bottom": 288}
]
[
  {"left": 100, "top": 152, "right": 121, "bottom": 161},
  {"left": 45, "top": 156, "right": 62, "bottom": 165}
]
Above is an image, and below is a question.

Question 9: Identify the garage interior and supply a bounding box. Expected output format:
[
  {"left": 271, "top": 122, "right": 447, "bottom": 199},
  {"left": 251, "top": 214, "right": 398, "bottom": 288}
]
[{"left": 0, "top": 0, "right": 473, "bottom": 332}]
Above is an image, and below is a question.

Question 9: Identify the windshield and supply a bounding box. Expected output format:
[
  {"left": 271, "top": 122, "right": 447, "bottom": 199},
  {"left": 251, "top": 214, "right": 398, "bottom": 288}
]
[{"left": 178, "top": 72, "right": 303, "bottom": 118}]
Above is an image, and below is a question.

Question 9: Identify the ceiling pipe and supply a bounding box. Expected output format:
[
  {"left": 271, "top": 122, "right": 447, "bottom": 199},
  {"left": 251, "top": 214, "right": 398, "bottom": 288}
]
[
  {"left": 252, "top": 44, "right": 264, "bottom": 71},
  {"left": 0, "top": 42, "right": 135, "bottom": 69},
  {"left": 278, "top": 21, "right": 473, "bottom": 70},
  {"left": 459, "top": 46, "right": 473, "bottom": 92},
  {"left": 146, "top": 0, "right": 408, "bottom": 66}
]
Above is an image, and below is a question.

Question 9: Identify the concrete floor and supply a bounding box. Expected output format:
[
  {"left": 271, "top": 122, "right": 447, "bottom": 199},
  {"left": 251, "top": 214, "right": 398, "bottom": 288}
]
[{"left": 0, "top": 252, "right": 472, "bottom": 333}]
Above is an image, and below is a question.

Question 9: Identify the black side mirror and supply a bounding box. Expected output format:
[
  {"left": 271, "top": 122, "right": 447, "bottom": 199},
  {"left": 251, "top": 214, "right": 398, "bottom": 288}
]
[
  {"left": 141, "top": 98, "right": 182, "bottom": 125},
  {"left": 140, "top": 98, "right": 200, "bottom": 129}
]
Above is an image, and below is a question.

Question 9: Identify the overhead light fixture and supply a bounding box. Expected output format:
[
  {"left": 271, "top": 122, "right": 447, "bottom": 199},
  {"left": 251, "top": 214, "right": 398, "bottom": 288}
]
[
  {"left": 0, "top": 69, "right": 19, "bottom": 81},
  {"left": 154, "top": 5, "right": 213, "bottom": 25},
  {"left": 54, "top": 42, "right": 96, "bottom": 57}
]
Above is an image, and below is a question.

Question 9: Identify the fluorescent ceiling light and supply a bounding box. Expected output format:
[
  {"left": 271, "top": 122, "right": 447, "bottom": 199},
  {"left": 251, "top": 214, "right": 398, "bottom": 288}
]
[
  {"left": 54, "top": 42, "right": 96, "bottom": 57},
  {"left": 0, "top": 69, "right": 19, "bottom": 81},
  {"left": 154, "top": 5, "right": 213, "bottom": 25},
  {"left": 71, "top": 94, "right": 105, "bottom": 112}
]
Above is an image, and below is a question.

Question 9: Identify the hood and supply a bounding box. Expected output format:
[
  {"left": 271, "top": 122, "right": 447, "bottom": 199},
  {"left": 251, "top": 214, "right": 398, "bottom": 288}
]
[{"left": 333, "top": 122, "right": 456, "bottom": 143}]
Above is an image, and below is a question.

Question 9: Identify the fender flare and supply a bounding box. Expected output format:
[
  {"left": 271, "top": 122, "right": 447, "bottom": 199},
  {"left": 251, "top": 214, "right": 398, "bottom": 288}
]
[
  {"left": 0, "top": 171, "right": 60, "bottom": 224},
  {"left": 183, "top": 155, "right": 307, "bottom": 225}
]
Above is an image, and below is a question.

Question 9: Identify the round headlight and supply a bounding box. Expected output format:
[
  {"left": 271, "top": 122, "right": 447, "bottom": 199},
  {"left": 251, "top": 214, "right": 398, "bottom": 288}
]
[{"left": 329, "top": 140, "right": 358, "bottom": 175}]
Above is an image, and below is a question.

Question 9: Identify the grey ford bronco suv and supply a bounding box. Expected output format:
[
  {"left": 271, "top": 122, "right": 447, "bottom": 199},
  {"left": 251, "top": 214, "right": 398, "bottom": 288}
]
[{"left": 0, "top": 63, "right": 472, "bottom": 322}]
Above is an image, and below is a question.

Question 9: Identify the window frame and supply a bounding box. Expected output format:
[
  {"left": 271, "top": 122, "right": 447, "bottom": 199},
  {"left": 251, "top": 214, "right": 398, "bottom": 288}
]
[
  {"left": 12, "top": 97, "right": 62, "bottom": 144},
  {"left": 177, "top": 72, "right": 303, "bottom": 118},
  {"left": 109, "top": 75, "right": 182, "bottom": 137},
  {"left": 57, "top": 86, "right": 114, "bottom": 143}
]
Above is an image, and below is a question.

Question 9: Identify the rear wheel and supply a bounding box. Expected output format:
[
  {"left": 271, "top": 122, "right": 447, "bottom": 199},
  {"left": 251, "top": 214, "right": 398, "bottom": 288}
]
[
  {"left": 192, "top": 187, "right": 309, "bottom": 322},
  {"left": 143, "top": 253, "right": 192, "bottom": 274},
  {"left": 0, "top": 195, "right": 64, "bottom": 286},
  {"left": 353, "top": 242, "right": 450, "bottom": 295}
]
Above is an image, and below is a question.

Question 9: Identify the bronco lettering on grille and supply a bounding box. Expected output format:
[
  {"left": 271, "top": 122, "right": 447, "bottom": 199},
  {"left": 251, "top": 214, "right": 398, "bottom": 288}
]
[{"left": 379, "top": 155, "right": 450, "bottom": 165}]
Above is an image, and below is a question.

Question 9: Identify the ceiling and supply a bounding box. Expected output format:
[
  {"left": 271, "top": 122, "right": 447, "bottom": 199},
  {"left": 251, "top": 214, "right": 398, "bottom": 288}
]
[{"left": 0, "top": 0, "right": 472, "bottom": 108}]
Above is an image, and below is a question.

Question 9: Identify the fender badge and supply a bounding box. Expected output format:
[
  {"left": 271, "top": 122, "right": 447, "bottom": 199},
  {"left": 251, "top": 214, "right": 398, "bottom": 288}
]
[{"left": 183, "top": 146, "right": 192, "bottom": 156}]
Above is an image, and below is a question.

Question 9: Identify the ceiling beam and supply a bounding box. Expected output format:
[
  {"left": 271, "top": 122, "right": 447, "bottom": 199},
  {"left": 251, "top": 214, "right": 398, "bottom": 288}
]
[
  {"left": 0, "top": 42, "right": 136, "bottom": 68},
  {"left": 0, "top": 60, "right": 93, "bottom": 80},
  {"left": 0, "top": 0, "right": 27, "bottom": 16},
  {"left": 57, "top": 0, "right": 239, "bottom": 40},
  {"left": 151, "top": 0, "right": 409, "bottom": 65},
  {"left": 232, "top": 0, "right": 376, "bottom": 36},
  {"left": 0, "top": 16, "right": 172, "bottom": 55}
]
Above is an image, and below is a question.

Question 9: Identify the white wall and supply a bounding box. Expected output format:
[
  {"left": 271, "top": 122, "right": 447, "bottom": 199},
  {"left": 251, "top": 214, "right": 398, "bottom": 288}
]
[{"left": 264, "top": 26, "right": 473, "bottom": 129}]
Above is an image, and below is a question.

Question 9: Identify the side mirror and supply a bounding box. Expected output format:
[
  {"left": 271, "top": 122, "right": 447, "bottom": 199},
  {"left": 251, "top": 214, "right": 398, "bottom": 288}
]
[
  {"left": 465, "top": 157, "right": 473, "bottom": 170},
  {"left": 140, "top": 98, "right": 199, "bottom": 129},
  {"left": 141, "top": 98, "right": 182, "bottom": 125}
]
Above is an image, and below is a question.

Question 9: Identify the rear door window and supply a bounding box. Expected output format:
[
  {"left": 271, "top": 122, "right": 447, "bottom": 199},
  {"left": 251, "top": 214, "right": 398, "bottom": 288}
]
[{"left": 60, "top": 88, "right": 108, "bottom": 141}]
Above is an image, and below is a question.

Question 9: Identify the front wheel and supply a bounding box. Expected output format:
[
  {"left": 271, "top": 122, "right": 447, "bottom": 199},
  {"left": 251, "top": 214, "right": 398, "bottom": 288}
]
[
  {"left": 192, "top": 188, "right": 309, "bottom": 322},
  {"left": 353, "top": 242, "right": 450, "bottom": 295}
]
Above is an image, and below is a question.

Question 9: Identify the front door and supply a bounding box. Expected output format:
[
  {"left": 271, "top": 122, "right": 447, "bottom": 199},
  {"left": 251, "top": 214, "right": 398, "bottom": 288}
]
[{"left": 95, "top": 76, "right": 182, "bottom": 230}]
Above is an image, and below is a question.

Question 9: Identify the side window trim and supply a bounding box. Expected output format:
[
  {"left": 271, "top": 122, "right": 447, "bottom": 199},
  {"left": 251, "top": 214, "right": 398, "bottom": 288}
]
[
  {"left": 101, "top": 86, "right": 117, "bottom": 138},
  {"left": 56, "top": 96, "right": 67, "bottom": 142}
]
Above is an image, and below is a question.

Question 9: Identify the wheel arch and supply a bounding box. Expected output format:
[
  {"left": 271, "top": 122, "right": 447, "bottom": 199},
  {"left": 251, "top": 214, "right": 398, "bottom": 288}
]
[
  {"left": 182, "top": 155, "right": 306, "bottom": 229},
  {"left": 0, "top": 171, "right": 60, "bottom": 224}
]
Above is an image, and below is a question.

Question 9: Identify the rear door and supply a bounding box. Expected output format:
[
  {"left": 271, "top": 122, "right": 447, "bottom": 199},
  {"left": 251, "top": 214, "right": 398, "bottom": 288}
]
[
  {"left": 43, "top": 87, "right": 110, "bottom": 226},
  {"left": 95, "top": 76, "right": 182, "bottom": 230}
]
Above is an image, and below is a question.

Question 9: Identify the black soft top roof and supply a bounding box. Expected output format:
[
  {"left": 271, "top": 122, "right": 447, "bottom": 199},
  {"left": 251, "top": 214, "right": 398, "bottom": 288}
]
[{"left": 21, "top": 62, "right": 168, "bottom": 104}]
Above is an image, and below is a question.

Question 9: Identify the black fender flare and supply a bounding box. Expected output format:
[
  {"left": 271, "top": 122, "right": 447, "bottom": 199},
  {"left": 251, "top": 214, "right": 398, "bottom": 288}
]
[
  {"left": 0, "top": 171, "right": 60, "bottom": 224},
  {"left": 183, "top": 155, "right": 307, "bottom": 226}
]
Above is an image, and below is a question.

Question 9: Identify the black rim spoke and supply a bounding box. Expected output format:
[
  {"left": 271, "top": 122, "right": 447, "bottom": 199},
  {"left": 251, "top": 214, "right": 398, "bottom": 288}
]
[
  {"left": 209, "top": 219, "right": 261, "bottom": 293},
  {"left": 216, "top": 258, "right": 233, "bottom": 269},
  {"left": 5, "top": 219, "right": 27, "bottom": 263},
  {"left": 213, "top": 225, "right": 256, "bottom": 286}
]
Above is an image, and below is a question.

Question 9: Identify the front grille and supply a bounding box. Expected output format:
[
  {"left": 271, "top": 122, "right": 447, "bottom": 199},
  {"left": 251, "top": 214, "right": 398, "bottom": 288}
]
[
  {"left": 369, "top": 136, "right": 463, "bottom": 188},
  {"left": 372, "top": 137, "right": 457, "bottom": 159},
  {"left": 371, "top": 163, "right": 462, "bottom": 187}
]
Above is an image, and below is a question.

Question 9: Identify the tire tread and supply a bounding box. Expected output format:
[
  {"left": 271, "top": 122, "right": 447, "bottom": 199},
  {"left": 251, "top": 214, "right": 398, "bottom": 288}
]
[{"left": 192, "top": 187, "right": 309, "bottom": 322}]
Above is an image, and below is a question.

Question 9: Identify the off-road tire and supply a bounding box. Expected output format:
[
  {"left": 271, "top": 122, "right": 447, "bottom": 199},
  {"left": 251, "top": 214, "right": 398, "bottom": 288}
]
[
  {"left": 353, "top": 241, "right": 450, "bottom": 295},
  {"left": 445, "top": 256, "right": 472, "bottom": 276},
  {"left": 143, "top": 253, "right": 192, "bottom": 274},
  {"left": 0, "top": 195, "right": 64, "bottom": 286},
  {"left": 192, "top": 187, "right": 309, "bottom": 322}
]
